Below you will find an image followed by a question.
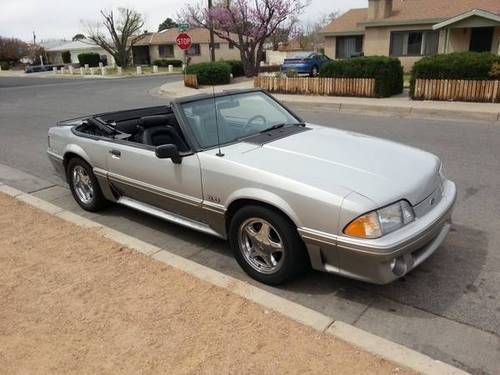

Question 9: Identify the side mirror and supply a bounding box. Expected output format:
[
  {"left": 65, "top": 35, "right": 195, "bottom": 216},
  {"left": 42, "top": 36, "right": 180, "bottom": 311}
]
[{"left": 155, "top": 144, "right": 182, "bottom": 164}]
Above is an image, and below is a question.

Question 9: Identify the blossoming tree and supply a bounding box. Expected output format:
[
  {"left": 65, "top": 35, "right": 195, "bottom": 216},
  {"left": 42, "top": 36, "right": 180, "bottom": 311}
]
[{"left": 186, "top": 0, "right": 306, "bottom": 76}]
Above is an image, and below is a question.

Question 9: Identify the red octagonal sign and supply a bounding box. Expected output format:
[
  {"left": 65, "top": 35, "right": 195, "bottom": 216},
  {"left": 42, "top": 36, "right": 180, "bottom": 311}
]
[{"left": 176, "top": 33, "right": 192, "bottom": 50}]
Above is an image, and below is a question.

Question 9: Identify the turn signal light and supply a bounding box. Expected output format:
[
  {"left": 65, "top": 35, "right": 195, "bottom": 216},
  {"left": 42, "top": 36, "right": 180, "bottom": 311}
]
[{"left": 344, "top": 212, "right": 382, "bottom": 239}]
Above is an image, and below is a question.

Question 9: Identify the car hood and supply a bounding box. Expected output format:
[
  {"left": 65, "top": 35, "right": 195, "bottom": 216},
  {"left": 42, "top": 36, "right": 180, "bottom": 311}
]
[{"left": 227, "top": 124, "right": 441, "bottom": 206}]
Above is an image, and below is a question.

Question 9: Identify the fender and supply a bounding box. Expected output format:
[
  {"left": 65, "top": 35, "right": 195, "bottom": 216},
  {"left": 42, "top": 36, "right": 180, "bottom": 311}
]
[{"left": 225, "top": 187, "right": 303, "bottom": 228}]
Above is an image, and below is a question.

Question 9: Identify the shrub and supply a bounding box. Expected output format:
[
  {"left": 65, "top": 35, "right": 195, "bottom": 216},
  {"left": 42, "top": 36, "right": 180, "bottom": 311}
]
[
  {"left": 61, "top": 50, "right": 71, "bottom": 64},
  {"left": 153, "top": 59, "right": 183, "bottom": 67},
  {"left": 77, "top": 53, "right": 100, "bottom": 67},
  {"left": 410, "top": 52, "right": 500, "bottom": 96},
  {"left": 185, "top": 62, "right": 231, "bottom": 85},
  {"left": 0, "top": 61, "right": 10, "bottom": 70},
  {"left": 490, "top": 63, "right": 500, "bottom": 80},
  {"left": 319, "top": 56, "right": 403, "bottom": 97},
  {"left": 221, "top": 60, "right": 244, "bottom": 77}
]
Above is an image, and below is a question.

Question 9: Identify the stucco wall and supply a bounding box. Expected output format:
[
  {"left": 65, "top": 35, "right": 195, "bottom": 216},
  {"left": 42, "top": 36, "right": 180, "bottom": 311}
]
[
  {"left": 323, "top": 37, "right": 336, "bottom": 59},
  {"left": 47, "top": 48, "right": 114, "bottom": 65},
  {"left": 149, "top": 42, "right": 240, "bottom": 64}
]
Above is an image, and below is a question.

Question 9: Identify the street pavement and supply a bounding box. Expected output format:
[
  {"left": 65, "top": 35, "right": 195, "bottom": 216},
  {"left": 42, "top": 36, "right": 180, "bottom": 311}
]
[{"left": 0, "top": 75, "right": 499, "bottom": 374}]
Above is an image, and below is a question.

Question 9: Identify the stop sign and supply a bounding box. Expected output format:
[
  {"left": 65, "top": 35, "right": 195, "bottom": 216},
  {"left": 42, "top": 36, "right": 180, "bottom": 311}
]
[{"left": 176, "top": 33, "right": 192, "bottom": 50}]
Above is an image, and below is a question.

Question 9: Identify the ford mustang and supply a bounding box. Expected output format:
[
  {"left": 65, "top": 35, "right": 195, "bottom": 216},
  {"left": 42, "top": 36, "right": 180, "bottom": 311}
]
[{"left": 47, "top": 89, "right": 456, "bottom": 285}]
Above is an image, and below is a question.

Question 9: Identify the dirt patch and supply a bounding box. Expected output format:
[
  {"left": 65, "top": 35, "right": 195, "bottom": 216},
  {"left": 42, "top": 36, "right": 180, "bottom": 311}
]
[{"left": 0, "top": 192, "right": 412, "bottom": 374}]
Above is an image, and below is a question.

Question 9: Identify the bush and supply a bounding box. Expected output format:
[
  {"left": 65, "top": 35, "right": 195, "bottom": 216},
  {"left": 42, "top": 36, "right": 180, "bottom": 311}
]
[
  {"left": 185, "top": 62, "right": 231, "bottom": 85},
  {"left": 319, "top": 56, "right": 403, "bottom": 97},
  {"left": 153, "top": 59, "right": 183, "bottom": 67},
  {"left": 61, "top": 50, "right": 71, "bottom": 64},
  {"left": 410, "top": 52, "right": 500, "bottom": 96},
  {"left": 221, "top": 60, "right": 244, "bottom": 77},
  {"left": 490, "top": 63, "right": 500, "bottom": 80},
  {"left": 77, "top": 53, "right": 100, "bottom": 67},
  {"left": 0, "top": 61, "right": 10, "bottom": 70}
]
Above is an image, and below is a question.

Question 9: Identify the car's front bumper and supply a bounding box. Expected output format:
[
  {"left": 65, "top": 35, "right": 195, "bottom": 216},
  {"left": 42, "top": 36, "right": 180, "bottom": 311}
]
[{"left": 299, "top": 179, "right": 457, "bottom": 284}]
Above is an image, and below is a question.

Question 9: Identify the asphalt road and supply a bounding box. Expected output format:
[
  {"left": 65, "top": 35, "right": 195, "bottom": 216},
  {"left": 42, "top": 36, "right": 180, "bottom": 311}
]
[{"left": 1, "top": 75, "right": 499, "bottom": 374}]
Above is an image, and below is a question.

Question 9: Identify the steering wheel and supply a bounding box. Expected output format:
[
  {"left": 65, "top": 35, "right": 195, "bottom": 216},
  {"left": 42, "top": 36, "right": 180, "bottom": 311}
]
[{"left": 245, "top": 115, "right": 267, "bottom": 130}]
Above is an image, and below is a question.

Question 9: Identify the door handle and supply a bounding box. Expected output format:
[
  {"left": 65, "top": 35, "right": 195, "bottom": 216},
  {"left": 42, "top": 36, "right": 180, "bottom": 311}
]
[{"left": 109, "top": 149, "right": 121, "bottom": 158}]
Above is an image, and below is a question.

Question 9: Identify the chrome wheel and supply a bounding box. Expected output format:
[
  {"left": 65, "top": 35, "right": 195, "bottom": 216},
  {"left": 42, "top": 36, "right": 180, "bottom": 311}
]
[
  {"left": 72, "top": 165, "right": 94, "bottom": 204},
  {"left": 238, "top": 218, "right": 285, "bottom": 274}
]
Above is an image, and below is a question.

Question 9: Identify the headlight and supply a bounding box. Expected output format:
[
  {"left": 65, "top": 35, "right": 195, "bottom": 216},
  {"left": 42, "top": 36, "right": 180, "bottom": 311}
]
[{"left": 344, "top": 200, "right": 415, "bottom": 239}]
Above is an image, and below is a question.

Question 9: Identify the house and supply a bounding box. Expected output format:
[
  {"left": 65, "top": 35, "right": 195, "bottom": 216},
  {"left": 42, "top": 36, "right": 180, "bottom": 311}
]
[
  {"left": 132, "top": 27, "right": 241, "bottom": 65},
  {"left": 44, "top": 40, "right": 115, "bottom": 65},
  {"left": 320, "top": 0, "right": 500, "bottom": 70}
]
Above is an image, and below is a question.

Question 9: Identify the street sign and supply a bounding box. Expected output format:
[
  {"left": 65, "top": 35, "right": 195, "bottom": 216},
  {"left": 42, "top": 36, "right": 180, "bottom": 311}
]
[
  {"left": 176, "top": 33, "right": 192, "bottom": 50},
  {"left": 177, "top": 23, "right": 190, "bottom": 32}
]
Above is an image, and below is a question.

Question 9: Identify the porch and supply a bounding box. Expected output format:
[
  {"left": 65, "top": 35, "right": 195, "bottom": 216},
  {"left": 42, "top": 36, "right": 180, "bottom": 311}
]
[{"left": 434, "top": 9, "right": 500, "bottom": 55}]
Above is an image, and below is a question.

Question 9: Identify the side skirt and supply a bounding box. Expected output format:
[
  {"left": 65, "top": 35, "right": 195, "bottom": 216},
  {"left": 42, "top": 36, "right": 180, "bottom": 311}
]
[{"left": 117, "top": 196, "right": 225, "bottom": 239}]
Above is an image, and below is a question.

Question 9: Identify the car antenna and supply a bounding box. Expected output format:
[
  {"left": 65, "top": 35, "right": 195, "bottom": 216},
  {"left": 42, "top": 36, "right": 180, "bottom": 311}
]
[{"left": 212, "top": 85, "right": 224, "bottom": 157}]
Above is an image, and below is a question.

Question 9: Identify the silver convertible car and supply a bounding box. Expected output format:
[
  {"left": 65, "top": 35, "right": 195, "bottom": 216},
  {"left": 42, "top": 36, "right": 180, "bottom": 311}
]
[{"left": 47, "top": 89, "right": 456, "bottom": 285}]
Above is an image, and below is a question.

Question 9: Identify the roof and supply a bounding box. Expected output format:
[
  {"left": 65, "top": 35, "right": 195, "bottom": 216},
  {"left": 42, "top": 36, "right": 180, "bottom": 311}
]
[
  {"left": 320, "top": 8, "right": 367, "bottom": 35},
  {"left": 321, "top": 0, "right": 500, "bottom": 34},
  {"left": 46, "top": 40, "right": 100, "bottom": 52},
  {"left": 433, "top": 8, "right": 500, "bottom": 29},
  {"left": 133, "top": 27, "right": 237, "bottom": 46}
]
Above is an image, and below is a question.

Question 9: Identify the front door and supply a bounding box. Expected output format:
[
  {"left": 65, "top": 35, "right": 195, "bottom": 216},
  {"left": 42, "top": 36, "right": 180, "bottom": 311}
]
[
  {"left": 105, "top": 141, "right": 204, "bottom": 221},
  {"left": 469, "top": 27, "right": 494, "bottom": 52}
]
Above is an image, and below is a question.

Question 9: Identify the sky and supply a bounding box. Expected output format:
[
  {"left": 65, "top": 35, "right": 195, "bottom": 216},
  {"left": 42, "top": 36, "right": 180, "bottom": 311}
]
[{"left": 0, "top": 0, "right": 367, "bottom": 42}]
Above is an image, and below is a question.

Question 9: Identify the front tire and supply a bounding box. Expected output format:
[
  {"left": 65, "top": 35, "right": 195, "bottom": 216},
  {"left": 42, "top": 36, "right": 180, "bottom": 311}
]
[
  {"left": 310, "top": 66, "right": 319, "bottom": 77},
  {"left": 67, "top": 157, "right": 108, "bottom": 212},
  {"left": 229, "top": 205, "right": 309, "bottom": 285}
]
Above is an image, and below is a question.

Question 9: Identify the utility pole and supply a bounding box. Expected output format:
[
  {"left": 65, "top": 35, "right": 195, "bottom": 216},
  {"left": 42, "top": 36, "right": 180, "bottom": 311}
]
[
  {"left": 32, "top": 31, "right": 36, "bottom": 45},
  {"left": 208, "top": 0, "right": 215, "bottom": 62}
]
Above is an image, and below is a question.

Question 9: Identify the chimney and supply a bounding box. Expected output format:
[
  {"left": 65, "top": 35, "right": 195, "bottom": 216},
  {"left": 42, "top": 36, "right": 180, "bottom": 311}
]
[{"left": 368, "top": 0, "right": 393, "bottom": 20}]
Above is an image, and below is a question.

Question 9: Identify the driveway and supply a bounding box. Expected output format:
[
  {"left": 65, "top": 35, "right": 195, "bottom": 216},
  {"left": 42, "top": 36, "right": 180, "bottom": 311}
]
[{"left": 0, "top": 75, "right": 499, "bottom": 374}]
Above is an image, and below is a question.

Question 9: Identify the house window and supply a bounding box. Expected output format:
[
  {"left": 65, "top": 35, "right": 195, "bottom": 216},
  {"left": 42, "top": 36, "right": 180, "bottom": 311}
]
[
  {"left": 336, "top": 36, "right": 363, "bottom": 59},
  {"left": 213, "top": 43, "right": 220, "bottom": 49},
  {"left": 187, "top": 43, "right": 201, "bottom": 56},
  {"left": 390, "top": 30, "right": 439, "bottom": 57},
  {"left": 159, "top": 44, "right": 174, "bottom": 58},
  {"left": 229, "top": 42, "right": 235, "bottom": 49}
]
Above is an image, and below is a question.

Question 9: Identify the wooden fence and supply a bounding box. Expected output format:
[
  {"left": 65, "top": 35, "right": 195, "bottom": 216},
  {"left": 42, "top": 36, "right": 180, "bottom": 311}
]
[
  {"left": 414, "top": 79, "right": 500, "bottom": 103},
  {"left": 184, "top": 74, "right": 198, "bottom": 89},
  {"left": 254, "top": 76, "right": 376, "bottom": 97}
]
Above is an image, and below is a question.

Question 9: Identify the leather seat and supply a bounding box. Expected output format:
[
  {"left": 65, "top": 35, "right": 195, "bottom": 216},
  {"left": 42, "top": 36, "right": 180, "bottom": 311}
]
[{"left": 141, "top": 125, "right": 188, "bottom": 151}]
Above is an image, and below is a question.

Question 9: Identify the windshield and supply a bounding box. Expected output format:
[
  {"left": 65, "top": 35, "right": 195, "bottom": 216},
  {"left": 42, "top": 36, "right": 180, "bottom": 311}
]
[{"left": 180, "top": 91, "right": 301, "bottom": 149}]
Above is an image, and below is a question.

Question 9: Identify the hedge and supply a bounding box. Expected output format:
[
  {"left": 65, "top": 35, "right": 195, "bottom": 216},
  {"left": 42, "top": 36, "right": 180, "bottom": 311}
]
[
  {"left": 319, "top": 56, "right": 403, "bottom": 97},
  {"left": 185, "top": 62, "right": 231, "bottom": 85},
  {"left": 410, "top": 52, "right": 500, "bottom": 96},
  {"left": 61, "top": 50, "right": 71, "bottom": 64},
  {"left": 221, "top": 60, "right": 244, "bottom": 77},
  {"left": 153, "top": 59, "right": 183, "bottom": 67},
  {"left": 77, "top": 52, "right": 100, "bottom": 67},
  {"left": 0, "top": 61, "right": 9, "bottom": 70}
]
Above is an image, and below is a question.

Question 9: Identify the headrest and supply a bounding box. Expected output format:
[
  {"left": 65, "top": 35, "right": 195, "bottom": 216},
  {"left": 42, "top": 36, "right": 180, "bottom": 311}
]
[{"left": 138, "top": 115, "right": 170, "bottom": 129}]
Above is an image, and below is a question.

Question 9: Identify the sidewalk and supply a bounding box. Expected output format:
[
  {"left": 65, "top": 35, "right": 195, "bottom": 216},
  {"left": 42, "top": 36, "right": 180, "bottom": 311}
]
[
  {"left": 0, "top": 191, "right": 411, "bottom": 374},
  {"left": 158, "top": 79, "right": 500, "bottom": 123}
]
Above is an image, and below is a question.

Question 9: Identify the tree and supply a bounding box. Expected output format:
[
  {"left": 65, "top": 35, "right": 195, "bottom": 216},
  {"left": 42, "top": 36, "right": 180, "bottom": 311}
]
[
  {"left": 186, "top": 0, "right": 307, "bottom": 76},
  {"left": 301, "top": 11, "right": 338, "bottom": 52},
  {"left": 85, "top": 8, "right": 144, "bottom": 68},
  {"left": 158, "top": 17, "right": 177, "bottom": 32},
  {"left": 0, "top": 36, "right": 28, "bottom": 62},
  {"left": 72, "top": 33, "right": 86, "bottom": 41}
]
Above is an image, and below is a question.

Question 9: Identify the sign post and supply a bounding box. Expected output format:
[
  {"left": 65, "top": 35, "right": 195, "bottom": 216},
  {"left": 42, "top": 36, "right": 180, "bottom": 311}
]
[{"left": 176, "top": 33, "right": 192, "bottom": 72}]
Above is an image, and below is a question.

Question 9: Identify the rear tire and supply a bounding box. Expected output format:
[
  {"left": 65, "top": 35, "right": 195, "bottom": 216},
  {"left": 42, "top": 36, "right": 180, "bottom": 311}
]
[
  {"left": 229, "top": 205, "right": 309, "bottom": 285},
  {"left": 67, "top": 157, "right": 108, "bottom": 212}
]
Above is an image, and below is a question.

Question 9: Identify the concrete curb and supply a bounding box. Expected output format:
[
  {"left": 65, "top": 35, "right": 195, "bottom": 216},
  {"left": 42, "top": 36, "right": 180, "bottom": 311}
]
[
  {"left": 280, "top": 99, "right": 500, "bottom": 123},
  {"left": 157, "top": 81, "right": 500, "bottom": 124},
  {"left": 2, "top": 184, "right": 469, "bottom": 375}
]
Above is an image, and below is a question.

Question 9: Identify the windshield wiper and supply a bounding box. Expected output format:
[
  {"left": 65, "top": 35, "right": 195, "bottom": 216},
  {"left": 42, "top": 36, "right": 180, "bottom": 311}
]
[{"left": 259, "top": 122, "right": 305, "bottom": 134}]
